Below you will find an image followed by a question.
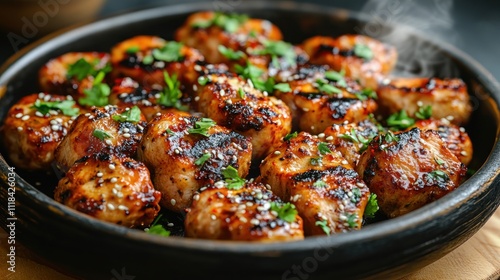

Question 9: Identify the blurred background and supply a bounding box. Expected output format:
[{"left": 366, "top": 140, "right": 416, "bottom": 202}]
[{"left": 0, "top": 0, "right": 498, "bottom": 78}]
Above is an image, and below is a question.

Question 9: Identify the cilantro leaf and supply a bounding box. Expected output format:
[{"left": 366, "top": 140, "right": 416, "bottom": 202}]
[
  {"left": 415, "top": 105, "right": 432, "bottom": 120},
  {"left": 31, "top": 99, "right": 79, "bottom": 116},
  {"left": 273, "top": 83, "right": 291, "bottom": 92},
  {"left": 434, "top": 157, "right": 445, "bottom": 166},
  {"left": 283, "top": 131, "right": 298, "bottom": 141},
  {"left": 142, "top": 55, "right": 154, "bottom": 65},
  {"left": 338, "top": 128, "right": 373, "bottom": 153},
  {"left": 310, "top": 157, "right": 322, "bottom": 166},
  {"left": 318, "top": 142, "right": 332, "bottom": 155},
  {"left": 364, "top": 193, "right": 379, "bottom": 219},
  {"left": 92, "top": 129, "right": 112, "bottom": 141},
  {"left": 79, "top": 71, "right": 110, "bottom": 107},
  {"left": 313, "top": 180, "right": 328, "bottom": 188},
  {"left": 152, "top": 41, "right": 184, "bottom": 62},
  {"left": 353, "top": 44, "right": 373, "bottom": 60},
  {"left": 192, "top": 12, "right": 248, "bottom": 33},
  {"left": 218, "top": 45, "right": 245, "bottom": 60},
  {"left": 112, "top": 106, "right": 142, "bottom": 123},
  {"left": 194, "top": 153, "right": 211, "bottom": 166},
  {"left": 158, "top": 71, "right": 187, "bottom": 110},
  {"left": 126, "top": 46, "right": 140, "bottom": 54},
  {"left": 315, "top": 220, "right": 331, "bottom": 235},
  {"left": 387, "top": 110, "right": 415, "bottom": 130},
  {"left": 66, "top": 58, "right": 111, "bottom": 81},
  {"left": 270, "top": 202, "right": 297, "bottom": 223},
  {"left": 315, "top": 79, "right": 342, "bottom": 95},
  {"left": 354, "top": 88, "right": 377, "bottom": 101},
  {"left": 198, "top": 76, "right": 209, "bottom": 86},
  {"left": 222, "top": 165, "right": 245, "bottom": 190},
  {"left": 346, "top": 213, "right": 358, "bottom": 228},
  {"left": 145, "top": 214, "right": 171, "bottom": 237},
  {"left": 238, "top": 88, "right": 246, "bottom": 99},
  {"left": 324, "top": 70, "right": 347, "bottom": 88},
  {"left": 426, "top": 170, "right": 450, "bottom": 182},
  {"left": 250, "top": 39, "right": 297, "bottom": 68},
  {"left": 188, "top": 118, "right": 216, "bottom": 137}
]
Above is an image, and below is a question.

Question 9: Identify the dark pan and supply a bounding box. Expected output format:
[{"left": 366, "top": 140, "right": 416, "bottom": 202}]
[{"left": 0, "top": 1, "right": 499, "bottom": 279}]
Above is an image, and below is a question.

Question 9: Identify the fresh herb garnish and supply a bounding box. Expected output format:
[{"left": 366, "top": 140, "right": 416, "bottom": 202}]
[
  {"left": 315, "top": 220, "right": 330, "bottom": 235},
  {"left": 158, "top": 71, "right": 187, "bottom": 110},
  {"left": 188, "top": 118, "right": 216, "bottom": 137},
  {"left": 194, "top": 153, "right": 211, "bottom": 166},
  {"left": 351, "top": 187, "right": 361, "bottom": 203},
  {"left": 198, "top": 76, "right": 209, "bottom": 86},
  {"left": 66, "top": 58, "right": 111, "bottom": 81},
  {"left": 353, "top": 44, "right": 373, "bottom": 60},
  {"left": 222, "top": 165, "right": 245, "bottom": 190},
  {"left": 92, "top": 129, "right": 112, "bottom": 141},
  {"left": 218, "top": 45, "right": 245, "bottom": 60},
  {"left": 313, "top": 180, "right": 328, "bottom": 188},
  {"left": 145, "top": 214, "right": 171, "bottom": 237},
  {"left": 112, "top": 106, "right": 141, "bottom": 123},
  {"left": 192, "top": 12, "right": 248, "bottom": 33},
  {"left": 79, "top": 71, "right": 110, "bottom": 107},
  {"left": 346, "top": 213, "right": 358, "bottom": 228},
  {"left": 383, "top": 131, "right": 400, "bottom": 143},
  {"left": 270, "top": 202, "right": 297, "bottom": 223},
  {"left": 31, "top": 99, "right": 79, "bottom": 116},
  {"left": 354, "top": 88, "right": 377, "bottom": 101},
  {"left": 318, "top": 142, "right": 332, "bottom": 155},
  {"left": 238, "top": 88, "right": 246, "bottom": 99},
  {"left": 415, "top": 105, "right": 432, "bottom": 120},
  {"left": 283, "top": 131, "right": 298, "bottom": 141},
  {"left": 387, "top": 110, "right": 415, "bottom": 130},
  {"left": 152, "top": 41, "right": 184, "bottom": 62},
  {"left": 315, "top": 78, "right": 342, "bottom": 95},
  {"left": 324, "top": 69, "right": 347, "bottom": 88},
  {"left": 250, "top": 39, "right": 297, "bottom": 68},
  {"left": 273, "top": 83, "right": 292, "bottom": 92},
  {"left": 427, "top": 170, "right": 449, "bottom": 182},
  {"left": 434, "top": 157, "right": 445, "bottom": 166},
  {"left": 126, "top": 46, "right": 140, "bottom": 54},
  {"left": 338, "top": 128, "right": 372, "bottom": 153},
  {"left": 310, "top": 157, "right": 322, "bottom": 166},
  {"left": 364, "top": 193, "right": 379, "bottom": 219},
  {"left": 142, "top": 55, "right": 154, "bottom": 65},
  {"left": 166, "top": 128, "right": 174, "bottom": 135}
]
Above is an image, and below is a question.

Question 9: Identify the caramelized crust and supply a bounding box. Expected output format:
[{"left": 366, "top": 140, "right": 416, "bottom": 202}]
[{"left": 55, "top": 153, "right": 161, "bottom": 228}]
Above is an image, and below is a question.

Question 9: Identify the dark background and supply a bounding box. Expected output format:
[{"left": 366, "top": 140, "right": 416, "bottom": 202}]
[{"left": 1, "top": 0, "right": 499, "bottom": 80}]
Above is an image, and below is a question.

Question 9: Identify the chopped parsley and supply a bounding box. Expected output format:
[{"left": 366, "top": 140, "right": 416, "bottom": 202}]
[
  {"left": 192, "top": 12, "right": 248, "bottom": 33},
  {"left": 434, "top": 157, "right": 445, "bottom": 166},
  {"left": 315, "top": 78, "right": 342, "bottom": 95},
  {"left": 152, "top": 41, "right": 184, "bottom": 62},
  {"left": 338, "top": 128, "right": 372, "bottom": 152},
  {"left": 354, "top": 88, "right": 377, "bottom": 101},
  {"left": 353, "top": 44, "right": 373, "bottom": 60},
  {"left": 324, "top": 69, "right": 347, "bottom": 88},
  {"left": 194, "top": 153, "right": 211, "bottom": 166},
  {"left": 126, "top": 46, "right": 140, "bottom": 54},
  {"left": 427, "top": 170, "right": 450, "bottom": 182},
  {"left": 235, "top": 61, "right": 292, "bottom": 93},
  {"left": 142, "top": 55, "right": 154, "bottom": 65},
  {"left": 315, "top": 220, "right": 330, "bottom": 235},
  {"left": 79, "top": 71, "right": 110, "bottom": 107},
  {"left": 383, "top": 131, "right": 400, "bottom": 143},
  {"left": 31, "top": 99, "right": 79, "bottom": 116},
  {"left": 218, "top": 45, "right": 245, "bottom": 60},
  {"left": 318, "top": 142, "right": 332, "bottom": 155},
  {"left": 198, "top": 76, "right": 209, "bottom": 86},
  {"left": 270, "top": 202, "right": 297, "bottom": 223},
  {"left": 112, "top": 106, "right": 142, "bottom": 123},
  {"left": 188, "top": 118, "right": 216, "bottom": 137},
  {"left": 158, "top": 71, "right": 187, "bottom": 110},
  {"left": 66, "top": 58, "right": 111, "bottom": 81},
  {"left": 165, "top": 128, "right": 174, "bottom": 135},
  {"left": 415, "top": 105, "right": 432, "bottom": 120},
  {"left": 145, "top": 214, "right": 170, "bottom": 237},
  {"left": 310, "top": 157, "right": 322, "bottom": 166},
  {"left": 222, "top": 165, "right": 245, "bottom": 190},
  {"left": 313, "top": 180, "right": 328, "bottom": 188},
  {"left": 273, "top": 83, "right": 292, "bottom": 92},
  {"left": 283, "top": 131, "right": 298, "bottom": 141},
  {"left": 92, "top": 129, "right": 112, "bottom": 141},
  {"left": 346, "top": 213, "right": 358, "bottom": 228},
  {"left": 387, "top": 110, "right": 415, "bottom": 130},
  {"left": 238, "top": 88, "right": 246, "bottom": 99},
  {"left": 250, "top": 39, "right": 297, "bottom": 68},
  {"left": 364, "top": 193, "right": 379, "bottom": 219}
]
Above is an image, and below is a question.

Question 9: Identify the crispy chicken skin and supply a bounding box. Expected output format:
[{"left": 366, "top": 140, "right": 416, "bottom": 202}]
[
  {"left": 259, "top": 132, "right": 370, "bottom": 236},
  {"left": 137, "top": 111, "right": 252, "bottom": 212},
  {"left": 275, "top": 64, "right": 378, "bottom": 134},
  {"left": 110, "top": 35, "right": 204, "bottom": 88},
  {"left": 356, "top": 128, "right": 467, "bottom": 218},
  {"left": 194, "top": 70, "right": 292, "bottom": 160},
  {"left": 413, "top": 119, "right": 473, "bottom": 166},
  {"left": 39, "top": 52, "right": 111, "bottom": 100},
  {"left": 377, "top": 77, "right": 472, "bottom": 125},
  {"left": 185, "top": 182, "right": 304, "bottom": 241},
  {"left": 109, "top": 77, "right": 188, "bottom": 121},
  {"left": 301, "top": 35, "right": 397, "bottom": 89},
  {"left": 55, "top": 153, "right": 161, "bottom": 228},
  {"left": 1, "top": 93, "right": 81, "bottom": 170},
  {"left": 175, "top": 11, "right": 283, "bottom": 65},
  {"left": 322, "top": 119, "right": 382, "bottom": 168},
  {"left": 54, "top": 105, "right": 147, "bottom": 172}
]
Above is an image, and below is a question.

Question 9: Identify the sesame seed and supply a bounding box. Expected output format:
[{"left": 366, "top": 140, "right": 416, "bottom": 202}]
[
  {"left": 417, "top": 101, "right": 423, "bottom": 107},
  {"left": 459, "top": 127, "right": 466, "bottom": 132},
  {"left": 174, "top": 149, "right": 180, "bottom": 154},
  {"left": 446, "top": 115, "right": 454, "bottom": 121},
  {"left": 107, "top": 203, "right": 115, "bottom": 210},
  {"left": 96, "top": 172, "right": 103, "bottom": 177},
  {"left": 341, "top": 160, "right": 349, "bottom": 165},
  {"left": 118, "top": 205, "right": 129, "bottom": 211},
  {"left": 193, "top": 85, "right": 198, "bottom": 91},
  {"left": 263, "top": 91, "right": 268, "bottom": 97},
  {"left": 177, "top": 147, "right": 183, "bottom": 152},
  {"left": 170, "top": 199, "right": 176, "bottom": 206},
  {"left": 50, "top": 119, "right": 57, "bottom": 125},
  {"left": 274, "top": 151, "right": 281, "bottom": 155},
  {"left": 220, "top": 89, "right": 225, "bottom": 97},
  {"left": 123, "top": 133, "right": 131, "bottom": 138},
  {"left": 38, "top": 93, "right": 45, "bottom": 98},
  {"left": 211, "top": 214, "right": 217, "bottom": 220},
  {"left": 194, "top": 65, "right": 202, "bottom": 71},
  {"left": 194, "top": 96, "right": 200, "bottom": 102},
  {"left": 239, "top": 217, "right": 248, "bottom": 223},
  {"left": 460, "top": 151, "right": 468, "bottom": 156},
  {"left": 110, "top": 177, "right": 117, "bottom": 183},
  {"left": 43, "top": 95, "right": 51, "bottom": 101},
  {"left": 156, "top": 112, "right": 162, "bottom": 116},
  {"left": 109, "top": 164, "right": 115, "bottom": 170},
  {"left": 326, "top": 136, "right": 334, "bottom": 141},
  {"left": 250, "top": 218, "right": 260, "bottom": 225},
  {"left": 246, "top": 202, "right": 254, "bottom": 207},
  {"left": 51, "top": 125, "right": 59, "bottom": 131},
  {"left": 265, "top": 184, "right": 271, "bottom": 190},
  {"left": 66, "top": 95, "right": 73, "bottom": 101},
  {"left": 318, "top": 133, "right": 325, "bottom": 138},
  {"left": 167, "top": 223, "right": 174, "bottom": 227},
  {"left": 302, "top": 107, "right": 310, "bottom": 112},
  {"left": 193, "top": 194, "right": 200, "bottom": 201},
  {"left": 21, "top": 115, "right": 30, "bottom": 121},
  {"left": 356, "top": 182, "right": 365, "bottom": 188},
  {"left": 15, "top": 113, "right": 23, "bottom": 118},
  {"left": 105, "top": 139, "right": 113, "bottom": 145},
  {"left": 137, "top": 125, "right": 144, "bottom": 131},
  {"left": 311, "top": 126, "right": 315, "bottom": 131},
  {"left": 35, "top": 111, "right": 43, "bottom": 117},
  {"left": 226, "top": 99, "right": 233, "bottom": 104},
  {"left": 98, "top": 178, "right": 104, "bottom": 184},
  {"left": 17, "top": 126, "right": 23, "bottom": 132},
  {"left": 123, "top": 128, "right": 130, "bottom": 133},
  {"left": 55, "top": 118, "right": 63, "bottom": 123}
]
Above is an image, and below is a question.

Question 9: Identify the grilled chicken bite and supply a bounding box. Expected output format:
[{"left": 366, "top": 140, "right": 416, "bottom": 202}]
[
  {"left": 185, "top": 182, "right": 304, "bottom": 241},
  {"left": 377, "top": 77, "right": 472, "bottom": 125},
  {"left": 194, "top": 71, "right": 292, "bottom": 159},
  {"left": 356, "top": 128, "right": 467, "bottom": 218},
  {"left": 110, "top": 35, "right": 204, "bottom": 89},
  {"left": 137, "top": 111, "right": 252, "bottom": 212},
  {"left": 55, "top": 153, "right": 161, "bottom": 228},
  {"left": 259, "top": 132, "right": 370, "bottom": 236},
  {"left": 109, "top": 77, "right": 188, "bottom": 121},
  {"left": 301, "top": 35, "right": 397, "bottom": 89},
  {"left": 322, "top": 119, "right": 382, "bottom": 168},
  {"left": 275, "top": 64, "right": 378, "bottom": 134},
  {"left": 54, "top": 105, "right": 147, "bottom": 172},
  {"left": 413, "top": 118, "right": 473, "bottom": 165},
  {"left": 175, "top": 11, "right": 283, "bottom": 65},
  {"left": 39, "top": 52, "right": 111, "bottom": 101},
  {"left": 1, "top": 93, "right": 81, "bottom": 170}
]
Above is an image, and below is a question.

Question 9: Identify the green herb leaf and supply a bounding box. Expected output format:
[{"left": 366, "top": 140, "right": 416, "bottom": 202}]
[
  {"left": 313, "top": 180, "right": 328, "bottom": 188},
  {"left": 270, "top": 202, "right": 297, "bottom": 223},
  {"left": 338, "top": 128, "right": 373, "bottom": 153},
  {"left": 315, "top": 220, "right": 330, "bottom": 235},
  {"left": 354, "top": 88, "right": 377, "bottom": 101},
  {"left": 126, "top": 46, "right": 140, "bottom": 54},
  {"left": 310, "top": 157, "right": 322, "bottom": 166},
  {"left": 364, "top": 193, "right": 379, "bottom": 219},
  {"left": 315, "top": 79, "right": 342, "bottom": 95},
  {"left": 166, "top": 128, "right": 174, "bottom": 135},
  {"left": 194, "top": 153, "right": 211, "bottom": 166},
  {"left": 192, "top": 12, "right": 248, "bottom": 33},
  {"left": 415, "top": 105, "right": 432, "bottom": 120},
  {"left": 283, "top": 131, "right": 298, "bottom": 141},
  {"left": 188, "top": 118, "right": 216, "bottom": 137},
  {"left": 251, "top": 39, "right": 297, "bottom": 68},
  {"left": 66, "top": 58, "right": 111, "bottom": 81},
  {"left": 427, "top": 170, "right": 450, "bottom": 182},
  {"left": 353, "top": 44, "right": 373, "bottom": 60},
  {"left": 198, "top": 76, "right": 209, "bottom": 86},
  {"left": 346, "top": 213, "right": 358, "bottom": 228},
  {"left": 273, "top": 83, "right": 291, "bottom": 92},
  {"left": 152, "top": 41, "right": 184, "bottom": 62},
  {"left": 79, "top": 71, "right": 110, "bottom": 107},
  {"left": 112, "top": 106, "right": 142, "bottom": 123},
  {"left": 142, "top": 55, "right": 154, "bottom": 65},
  {"left": 383, "top": 131, "right": 400, "bottom": 143},
  {"left": 351, "top": 187, "right": 361, "bottom": 203},
  {"left": 434, "top": 157, "right": 445, "bottom": 166},
  {"left": 324, "top": 70, "right": 347, "bottom": 87},
  {"left": 218, "top": 45, "right": 245, "bottom": 60},
  {"left": 222, "top": 165, "right": 245, "bottom": 190},
  {"left": 387, "top": 110, "right": 415, "bottom": 130},
  {"left": 238, "top": 88, "right": 246, "bottom": 99},
  {"left": 145, "top": 214, "right": 171, "bottom": 237},
  {"left": 92, "top": 129, "right": 112, "bottom": 141},
  {"left": 31, "top": 99, "right": 79, "bottom": 116},
  {"left": 318, "top": 142, "right": 332, "bottom": 155},
  {"left": 158, "top": 71, "right": 186, "bottom": 110}
]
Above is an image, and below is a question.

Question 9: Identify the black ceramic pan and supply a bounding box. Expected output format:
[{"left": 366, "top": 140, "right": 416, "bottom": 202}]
[{"left": 1, "top": 2, "right": 499, "bottom": 279}]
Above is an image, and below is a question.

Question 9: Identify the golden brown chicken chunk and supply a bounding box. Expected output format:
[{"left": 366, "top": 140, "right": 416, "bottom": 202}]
[
  {"left": 377, "top": 77, "right": 472, "bottom": 125},
  {"left": 275, "top": 65, "right": 378, "bottom": 134},
  {"left": 301, "top": 35, "right": 397, "bottom": 89},
  {"left": 259, "top": 132, "right": 370, "bottom": 236},
  {"left": 55, "top": 153, "right": 161, "bottom": 228},
  {"left": 137, "top": 111, "right": 252, "bottom": 212},
  {"left": 54, "top": 105, "right": 147, "bottom": 172},
  {"left": 413, "top": 118, "right": 473, "bottom": 166},
  {"left": 110, "top": 35, "right": 204, "bottom": 89},
  {"left": 185, "top": 182, "right": 304, "bottom": 242},
  {"left": 356, "top": 128, "right": 467, "bottom": 218},
  {"left": 39, "top": 52, "right": 111, "bottom": 101},
  {"left": 1, "top": 93, "right": 81, "bottom": 170},
  {"left": 193, "top": 70, "right": 292, "bottom": 160}
]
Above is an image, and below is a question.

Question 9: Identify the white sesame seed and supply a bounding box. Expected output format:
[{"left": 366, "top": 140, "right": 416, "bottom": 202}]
[
  {"left": 194, "top": 96, "right": 200, "bottom": 102},
  {"left": 109, "top": 164, "right": 115, "bottom": 170},
  {"left": 193, "top": 194, "right": 200, "bottom": 201},
  {"left": 35, "top": 111, "right": 43, "bottom": 117},
  {"left": 105, "top": 139, "right": 113, "bottom": 145},
  {"left": 417, "top": 101, "right": 423, "bottom": 107},
  {"left": 44, "top": 95, "right": 51, "bottom": 101},
  {"left": 15, "top": 113, "right": 23, "bottom": 118},
  {"left": 226, "top": 99, "right": 233, "bottom": 104},
  {"left": 123, "top": 133, "right": 131, "bottom": 138},
  {"left": 107, "top": 203, "right": 115, "bottom": 210},
  {"left": 156, "top": 112, "right": 162, "bottom": 117},
  {"left": 118, "top": 205, "right": 129, "bottom": 211},
  {"left": 167, "top": 223, "right": 174, "bottom": 227},
  {"left": 55, "top": 118, "right": 63, "bottom": 123},
  {"left": 66, "top": 95, "right": 73, "bottom": 101},
  {"left": 50, "top": 119, "right": 57, "bottom": 125},
  {"left": 250, "top": 218, "right": 260, "bottom": 225},
  {"left": 265, "top": 184, "right": 271, "bottom": 190},
  {"left": 459, "top": 127, "right": 466, "bottom": 133},
  {"left": 274, "top": 151, "right": 281, "bottom": 155},
  {"left": 51, "top": 125, "right": 59, "bottom": 131},
  {"left": 460, "top": 151, "right": 468, "bottom": 156},
  {"left": 194, "top": 65, "right": 202, "bottom": 71},
  {"left": 311, "top": 126, "right": 315, "bottom": 131},
  {"left": 170, "top": 199, "right": 176, "bottom": 205},
  {"left": 318, "top": 133, "right": 325, "bottom": 138},
  {"left": 220, "top": 89, "right": 225, "bottom": 96},
  {"left": 263, "top": 91, "right": 269, "bottom": 97},
  {"left": 302, "top": 107, "right": 310, "bottom": 112},
  {"left": 211, "top": 214, "right": 217, "bottom": 220},
  {"left": 193, "top": 85, "right": 198, "bottom": 91},
  {"left": 38, "top": 92, "right": 45, "bottom": 98},
  {"left": 17, "top": 126, "right": 23, "bottom": 132},
  {"left": 96, "top": 172, "right": 103, "bottom": 178},
  {"left": 356, "top": 182, "right": 365, "bottom": 188},
  {"left": 110, "top": 177, "right": 118, "bottom": 183},
  {"left": 123, "top": 128, "right": 130, "bottom": 133},
  {"left": 239, "top": 217, "right": 248, "bottom": 223},
  {"left": 174, "top": 149, "right": 180, "bottom": 154},
  {"left": 446, "top": 115, "right": 454, "bottom": 121},
  {"left": 326, "top": 136, "right": 334, "bottom": 141},
  {"left": 21, "top": 115, "right": 30, "bottom": 121},
  {"left": 341, "top": 160, "right": 349, "bottom": 165},
  {"left": 98, "top": 178, "right": 104, "bottom": 184},
  {"left": 177, "top": 147, "right": 183, "bottom": 152}
]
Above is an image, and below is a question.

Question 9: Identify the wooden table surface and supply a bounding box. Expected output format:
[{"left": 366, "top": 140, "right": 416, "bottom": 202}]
[{"left": 1, "top": 207, "right": 499, "bottom": 279}]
